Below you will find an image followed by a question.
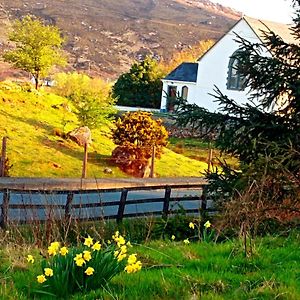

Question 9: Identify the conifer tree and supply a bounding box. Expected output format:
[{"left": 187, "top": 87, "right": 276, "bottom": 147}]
[{"left": 176, "top": 0, "right": 300, "bottom": 194}]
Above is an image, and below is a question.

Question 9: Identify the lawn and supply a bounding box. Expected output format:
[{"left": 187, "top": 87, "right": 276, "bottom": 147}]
[
  {"left": 0, "top": 233, "right": 299, "bottom": 299},
  {"left": 167, "top": 137, "right": 239, "bottom": 170},
  {"left": 0, "top": 81, "right": 208, "bottom": 178}
]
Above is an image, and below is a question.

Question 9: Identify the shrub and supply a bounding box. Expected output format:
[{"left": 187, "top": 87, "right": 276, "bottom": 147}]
[{"left": 111, "top": 111, "right": 168, "bottom": 177}]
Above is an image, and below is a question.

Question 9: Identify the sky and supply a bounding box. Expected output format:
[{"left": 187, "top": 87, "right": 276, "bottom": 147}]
[{"left": 210, "top": 0, "right": 295, "bottom": 24}]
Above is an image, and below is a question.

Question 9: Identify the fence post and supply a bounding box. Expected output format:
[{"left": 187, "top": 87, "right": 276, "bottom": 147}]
[
  {"left": 65, "top": 192, "right": 74, "bottom": 221},
  {"left": 0, "top": 137, "right": 7, "bottom": 177},
  {"left": 82, "top": 143, "right": 88, "bottom": 179},
  {"left": 117, "top": 189, "right": 128, "bottom": 223},
  {"left": 0, "top": 189, "right": 10, "bottom": 229},
  {"left": 200, "top": 185, "right": 207, "bottom": 218},
  {"left": 162, "top": 186, "right": 171, "bottom": 219}
]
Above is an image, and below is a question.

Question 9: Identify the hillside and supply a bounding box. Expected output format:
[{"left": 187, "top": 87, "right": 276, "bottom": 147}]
[
  {"left": 0, "top": 0, "right": 240, "bottom": 79},
  {"left": 0, "top": 81, "right": 207, "bottom": 178}
]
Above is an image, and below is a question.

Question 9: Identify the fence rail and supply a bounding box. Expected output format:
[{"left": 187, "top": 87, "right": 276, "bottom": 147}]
[{"left": 0, "top": 177, "right": 210, "bottom": 228}]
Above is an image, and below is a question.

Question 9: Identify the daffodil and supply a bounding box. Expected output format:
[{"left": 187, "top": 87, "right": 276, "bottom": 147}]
[
  {"left": 204, "top": 221, "right": 211, "bottom": 228},
  {"left": 92, "top": 241, "right": 101, "bottom": 251},
  {"left": 125, "top": 264, "right": 134, "bottom": 273},
  {"left": 48, "top": 245, "right": 57, "bottom": 256},
  {"left": 47, "top": 241, "right": 60, "bottom": 256},
  {"left": 125, "top": 261, "right": 142, "bottom": 273},
  {"left": 120, "top": 245, "right": 127, "bottom": 254},
  {"left": 133, "top": 260, "right": 142, "bottom": 271},
  {"left": 84, "top": 267, "right": 94, "bottom": 276},
  {"left": 83, "top": 250, "right": 92, "bottom": 261},
  {"left": 84, "top": 236, "right": 93, "bottom": 247},
  {"left": 126, "top": 241, "right": 132, "bottom": 247},
  {"left": 59, "top": 246, "right": 69, "bottom": 256},
  {"left": 117, "top": 253, "right": 127, "bottom": 261},
  {"left": 37, "top": 274, "right": 47, "bottom": 283},
  {"left": 127, "top": 253, "right": 137, "bottom": 265},
  {"left": 74, "top": 253, "right": 85, "bottom": 267},
  {"left": 27, "top": 255, "right": 34, "bottom": 264},
  {"left": 189, "top": 222, "right": 195, "bottom": 229},
  {"left": 50, "top": 241, "right": 60, "bottom": 250},
  {"left": 183, "top": 239, "right": 190, "bottom": 245},
  {"left": 116, "top": 236, "right": 126, "bottom": 247},
  {"left": 44, "top": 268, "right": 53, "bottom": 277},
  {"left": 171, "top": 235, "right": 175, "bottom": 241},
  {"left": 112, "top": 231, "right": 119, "bottom": 239}
]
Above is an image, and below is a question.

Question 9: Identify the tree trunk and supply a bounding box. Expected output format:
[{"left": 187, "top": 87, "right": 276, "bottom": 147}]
[{"left": 34, "top": 77, "right": 39, "bottom": 90}]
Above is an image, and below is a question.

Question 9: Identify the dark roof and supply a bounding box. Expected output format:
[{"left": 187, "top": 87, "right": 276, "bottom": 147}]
[{"left": 164, "top": 62, "right": 198, "bottom": 83}]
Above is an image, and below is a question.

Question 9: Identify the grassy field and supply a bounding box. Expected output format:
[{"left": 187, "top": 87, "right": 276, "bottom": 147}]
[
  {"left": 0, "top": 233, "right": 299, "bottom": 299},
  {"left": 168, "top": 137, "right": 239, "bottom": 170},
  {"left": 0, "top": 82, "right": 208, "bottom": 178}
]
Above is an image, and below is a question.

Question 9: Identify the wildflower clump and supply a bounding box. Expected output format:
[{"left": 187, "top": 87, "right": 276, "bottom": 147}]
[{"left": 28, "top": 233, "right": 142, "bottom": 298}]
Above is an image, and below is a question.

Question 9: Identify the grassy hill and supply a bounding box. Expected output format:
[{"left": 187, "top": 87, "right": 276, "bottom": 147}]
[{"left": 0, "top": 81, "right": 207, "bottom": 178}]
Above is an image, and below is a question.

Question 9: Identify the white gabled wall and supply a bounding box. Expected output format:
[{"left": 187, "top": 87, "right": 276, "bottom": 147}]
[{"left": 160, "top": 18, "right": 271, "bottom": 112}]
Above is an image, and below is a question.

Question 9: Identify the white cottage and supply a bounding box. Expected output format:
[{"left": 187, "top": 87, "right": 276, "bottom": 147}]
[{"left": 160, "top": 16, "right": 293, "bottom": 112}]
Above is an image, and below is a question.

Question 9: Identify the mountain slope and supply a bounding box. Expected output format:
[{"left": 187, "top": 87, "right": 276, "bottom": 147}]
[{"left": 0, "top": 0, "right": 239, "bottom": 79}]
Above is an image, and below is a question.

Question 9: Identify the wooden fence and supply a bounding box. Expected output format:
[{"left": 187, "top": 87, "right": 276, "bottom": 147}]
[{"left": 0, "top": 177, "right": 211, "bottom": 228}]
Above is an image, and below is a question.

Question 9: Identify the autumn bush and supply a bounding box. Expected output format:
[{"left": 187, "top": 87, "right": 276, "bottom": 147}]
[{"left": 111, "top": 111, "right": 168, "bottom": 177}]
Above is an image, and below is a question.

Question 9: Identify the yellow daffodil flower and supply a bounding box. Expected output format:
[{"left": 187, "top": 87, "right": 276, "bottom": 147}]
[
  {"left": 74, "top": 253, "right": 85, "bottom": 267},
  {"left": 171, "top": 235, "right": 176, "bottom": 241},
  {"left": 117, "top": 253, "right": 127, "bottom": 261},
  {"left": 127, "top": 254, "right": 137, "bottom": 265},
  {"left": 50, "top": 242, "right": 60, "bottom": 250},
  {"left": 116, "top": 236, "right": 126, "bottom": 247},
  {"left": 92, "top": 241, "right": 101, "bottom": 251},
  {"left": 189, "top": 222, "right": 195, "bottom": 229},
  {"left": 48, "top": 245, "right": 57, "bottom": 256},
  {"left": 37, "top": 274, "right": 47, "bottom": 283},
  {"left": 134, "top": 261, "right": 142, "bottom": 271},
  {"left": 120, "top": 245, "right": 127, "bottom": 254},
  {"left": 59, "top": 246, "right": 69, "bottom": 256},
  {"left": 84, "top": 236, "right": 93, "bottom": 247},
  {"left": 84, "top": 267, "right": 94, "bottom": 276},
  {"left": 44, "top": 268, "right": 53, "bottom": 277},
  {"left": 183, "top": 239, "right": 190, "bottom": 245},
  {"left": 126, "top": 241, "right": 132, "bottom": 247},
  {"left": 125, "top": 264, "right": 134, "bottom": 273},
  {"left": 27, "top": 255, "right": 34, "bottom": 264},
  {"left": 83, "top": 250, "right": 92, "bottom": 261},
  {"left": 204, "top": 221, "right": 211, "bottom": 228}
]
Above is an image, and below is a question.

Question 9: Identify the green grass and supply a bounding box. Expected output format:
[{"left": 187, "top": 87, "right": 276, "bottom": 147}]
[
  {"left": 1, "top": 233, "right": 300, "bottom": 299},
  {"left": 168, "top": 137, "right": 239, "bottom": 170},
  {"left": 0, "top": 81, "right": 208, "bottom": 178}
]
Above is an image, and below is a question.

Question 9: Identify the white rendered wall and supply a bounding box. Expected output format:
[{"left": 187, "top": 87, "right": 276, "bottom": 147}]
[
  {"left": 160, "top": 81, "right": 197, "bottom": 111},
  {"left": 161, "top": 19, "right": 271, "bottom": 112}
]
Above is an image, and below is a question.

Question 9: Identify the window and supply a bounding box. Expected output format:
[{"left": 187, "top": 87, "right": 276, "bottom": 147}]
[
  {"left": 227, "top": 51, "right": 245, "bottom": 91},
  {"left": 181, "top": 86, "right": 188, "bottom": 100}
]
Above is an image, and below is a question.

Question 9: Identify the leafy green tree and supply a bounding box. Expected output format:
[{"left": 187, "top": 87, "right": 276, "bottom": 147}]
[
  {"left": 111, "top": 111, "right": 168, "bottom": 177},
  {"left": 54, "top": 72, "right": 116, "bottom": 129},
  {"left": 112, "top": 57, "right": 164, "bottom": 109},
  {"left": 176, "top": 1, "right": 300, "bottom": 198},
  {"left": 3, "top": 15, "right": 66, "bottom": 89}
]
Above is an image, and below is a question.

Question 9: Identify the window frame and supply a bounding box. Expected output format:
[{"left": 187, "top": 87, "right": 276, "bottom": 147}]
[{"left": 227, "top": 51, "right": 245, "bottom": 91}]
